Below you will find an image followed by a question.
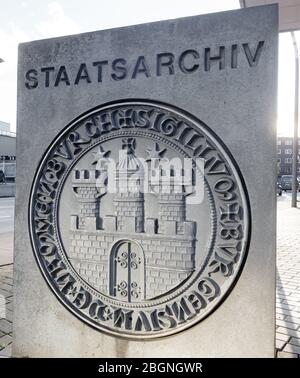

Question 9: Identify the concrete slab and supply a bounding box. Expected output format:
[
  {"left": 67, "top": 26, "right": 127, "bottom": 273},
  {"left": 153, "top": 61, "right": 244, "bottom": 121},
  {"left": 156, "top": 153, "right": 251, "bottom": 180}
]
[{"left": 13, "top": 5, "right": 278, "bottom": 357}]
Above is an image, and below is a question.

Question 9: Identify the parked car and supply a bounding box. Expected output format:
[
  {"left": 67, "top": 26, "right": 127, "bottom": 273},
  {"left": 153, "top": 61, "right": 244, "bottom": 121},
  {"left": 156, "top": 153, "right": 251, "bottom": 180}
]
[
  {"left": 280, "top": 175, "right": 300, "bottom": 191},
  {"left": 0, "top": 170, "right": 6, "bottom": 184}
]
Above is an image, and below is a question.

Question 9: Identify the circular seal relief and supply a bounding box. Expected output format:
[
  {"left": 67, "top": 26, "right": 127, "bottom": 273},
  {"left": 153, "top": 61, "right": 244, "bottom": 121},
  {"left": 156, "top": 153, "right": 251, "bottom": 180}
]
[{"left": 30, "top": 100, "right": 251, "bottom": 339}]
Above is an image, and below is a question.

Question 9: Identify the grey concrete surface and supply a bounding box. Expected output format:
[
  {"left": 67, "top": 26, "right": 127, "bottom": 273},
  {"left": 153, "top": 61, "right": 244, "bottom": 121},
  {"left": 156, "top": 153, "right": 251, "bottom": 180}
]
[{"left": 13, "top": 5, "right": 278, "bottom": 357}]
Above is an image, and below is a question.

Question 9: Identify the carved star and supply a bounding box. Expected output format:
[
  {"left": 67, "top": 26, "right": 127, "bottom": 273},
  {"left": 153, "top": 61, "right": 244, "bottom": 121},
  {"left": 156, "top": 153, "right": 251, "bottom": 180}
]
[
  {"left": 91, "top": 145, "right": 110, "bottom": 164},
  {"left": 146, "top": 143, "right": 166, "bottom": 161},
  {"left": 102, "top": 307, "right": 113, "bottom": 320}
]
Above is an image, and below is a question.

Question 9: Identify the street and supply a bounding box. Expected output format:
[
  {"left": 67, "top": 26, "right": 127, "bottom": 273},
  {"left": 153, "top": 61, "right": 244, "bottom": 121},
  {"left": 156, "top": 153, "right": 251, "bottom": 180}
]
[
  {"left": 0, "top": 197, "right": 14, "bottom": 234},
  {"left": 0, "top": 197, "right": 14, "bottom": 266}
]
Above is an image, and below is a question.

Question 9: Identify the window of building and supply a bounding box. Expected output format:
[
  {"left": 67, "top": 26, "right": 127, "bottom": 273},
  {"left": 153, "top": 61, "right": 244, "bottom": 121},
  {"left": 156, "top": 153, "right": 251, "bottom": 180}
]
[
  {"left": 285, "top": 140, "right": 292, "bottom": 145},
  {"left": 277, "top": 158, "right": 281, "bottom": 163},
  {"left": 277, "top": 140, "right": 282, "bottom": 145},
  {"left": 285, "top": 158, "right": 292, "bottom": 164},
  {"left": 277, "top": 149, "right": 281, "bottom": 154},
  {"left": 285, "top": 149, "right": 292, "bottom": 155}
]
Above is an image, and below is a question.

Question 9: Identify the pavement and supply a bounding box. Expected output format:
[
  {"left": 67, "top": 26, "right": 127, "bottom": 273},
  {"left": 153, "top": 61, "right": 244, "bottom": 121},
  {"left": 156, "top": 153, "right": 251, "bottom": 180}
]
[
  {"left": 0, "top": 197, "right": 14, "bottom": 266},
  {"left": 0, "top": 197, "right": 14, "bottom": 357},
  {"left": 0, "top": 194, "right": 299, "bottom": 358},
  {"left": 276, "top": 192, "right": 300, "bottom": 358},
  {"left": 0, "top": 265, "right": 13, "bottom": 358}
]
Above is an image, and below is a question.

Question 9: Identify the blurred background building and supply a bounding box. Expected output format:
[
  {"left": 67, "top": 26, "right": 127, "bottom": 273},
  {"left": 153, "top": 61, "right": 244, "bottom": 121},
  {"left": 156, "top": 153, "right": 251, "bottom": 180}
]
[
  {"left": 0, "top": 120, "right": 16, "bottom": 196},
  {"left": 277, "top": 136, "right": 300, "bottom": 176}
]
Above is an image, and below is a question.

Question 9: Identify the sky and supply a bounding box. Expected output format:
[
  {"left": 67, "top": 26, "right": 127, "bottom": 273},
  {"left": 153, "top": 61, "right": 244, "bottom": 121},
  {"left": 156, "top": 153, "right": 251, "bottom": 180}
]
[{"left": 0, "top": 0, "right": 298, "bottom": 135}]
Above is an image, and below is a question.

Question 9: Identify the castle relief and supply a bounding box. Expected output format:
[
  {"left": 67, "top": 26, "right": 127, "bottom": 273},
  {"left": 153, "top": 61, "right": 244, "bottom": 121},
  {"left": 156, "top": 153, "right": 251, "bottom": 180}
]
[{"left": 70, "top": 138, "right": 196, "bottom": 301}]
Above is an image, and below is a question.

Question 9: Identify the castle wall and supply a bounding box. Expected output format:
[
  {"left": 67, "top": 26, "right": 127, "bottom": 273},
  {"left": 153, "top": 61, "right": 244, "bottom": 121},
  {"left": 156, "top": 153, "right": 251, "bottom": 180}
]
[
  {"left": 69, "top": 230, "right": 195, "bottom": 299},
  {"left": 69, "top": 232, "right": 111, "bottom": 293},
  {"left": 157, "top": 193, "right": 186, "bottom": 234},
  {"left": 73, "top": 186, "right": 99, "bottom": 229}
]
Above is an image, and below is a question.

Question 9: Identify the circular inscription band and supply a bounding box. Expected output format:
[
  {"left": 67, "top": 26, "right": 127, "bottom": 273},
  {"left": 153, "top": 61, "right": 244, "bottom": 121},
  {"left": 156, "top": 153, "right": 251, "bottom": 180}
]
[{"left": 29, "top": 99, "right": 251, "bottom": 339}]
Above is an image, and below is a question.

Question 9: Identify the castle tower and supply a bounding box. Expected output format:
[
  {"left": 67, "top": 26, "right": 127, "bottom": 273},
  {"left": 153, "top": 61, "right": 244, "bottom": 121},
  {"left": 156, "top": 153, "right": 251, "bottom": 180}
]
[
  {"left": 151, "top": 165, "right": 194, "bottom": 235},
  {"left": 72, "top": 169, "right": 106, "bottom": 230},
  {"left": 114, "top": 138, "right": 144, "bottom": 233}
]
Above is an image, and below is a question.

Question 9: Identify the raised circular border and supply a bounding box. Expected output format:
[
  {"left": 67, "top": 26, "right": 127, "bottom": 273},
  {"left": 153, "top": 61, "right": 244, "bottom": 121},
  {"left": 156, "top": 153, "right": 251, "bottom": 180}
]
[{"left": 29, "top": 99, "right": 251, "bottom": 340}]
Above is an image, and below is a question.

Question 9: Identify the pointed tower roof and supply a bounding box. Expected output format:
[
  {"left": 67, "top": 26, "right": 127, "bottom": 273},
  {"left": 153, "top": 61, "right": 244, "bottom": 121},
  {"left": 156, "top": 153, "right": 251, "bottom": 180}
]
[{"left": 117, "top": 138, "right": 143, "bottom": 172}]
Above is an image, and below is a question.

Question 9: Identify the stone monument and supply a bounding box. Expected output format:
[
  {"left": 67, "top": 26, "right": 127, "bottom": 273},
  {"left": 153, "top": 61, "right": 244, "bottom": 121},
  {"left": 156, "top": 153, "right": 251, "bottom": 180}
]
[{"left": 13, "top": 5, "right": 278, "bottom": 357}]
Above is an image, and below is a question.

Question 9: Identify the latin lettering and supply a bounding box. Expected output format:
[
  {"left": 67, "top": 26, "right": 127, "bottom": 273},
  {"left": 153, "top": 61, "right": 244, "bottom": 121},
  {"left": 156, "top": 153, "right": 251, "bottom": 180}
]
[
  {"left": 173, "top": 122, "right": 193, "bottom": 144},
  {"left": 135, "top": 109, "right": 153, "bottom": 128},
  {"left": 209, "top": 244, "right": 241, "bottom": 277},
  {"left": 54, "top": 66, "right": 70, "bottom": 86},
  {"left": 243, "top": 40, "right": 264, "bottom": 67},
  {"left": 134, "top": 311, "right": 152, "bottom": 331},
  {"left": 56, "top": 274, "right": 75, "bottom": 294},
  {"left": 68, "top": 131, "right": 90, "bottom": 155},
  {"left": 205, "top": 154, "right": 229, "bottom": 175},
  {"left": 178, "top": 50, "right": 200, "bottom": 73},
  {"left": 186, "top": 291, "right": 207, "bottom": 313},
  {"left": 149, "top": 111, "right": 164, "bottom": 132},
  {"left": 170, "top": 298, "right": 195, "bottom": 323},
  {"left": 93, "top": 60, "right": 108, "bottom": 82},
  {"left": 39, "top": 239, "right": 56, "bottom": 256},
  {"left": 25, "top": 69, "right": 38, "bottom": 89},
  {"left": 116, "top": 108, "right": 134, "bottom": 128},
  {"left": 84, "top": 119, "right": 100, "bottom": 138},
  {"left": 220, "top": 222, "right": 242, "bottom": 240},
  {"left": 231, "top": 44, "right": 238, "bottom": 69},
  {"left": 47, "top": 258, "right": 67, "bottom": 279},
  {"left": 35, "top": 217, "right": 52, "bottom": 235},
  {"left": 75, "top": 63, "right": 91, "bottom": 84},
  {"left": 156, "top": 52, "right": 175, "bottom": 76},
  {"left": 184, "top": 133, "right": 202, "bottom": 152},
  {"left": 70, "top": 286, "right": 91, "bottom": 309},
  {"left": 214, "top": 177, "right": 235, "bottom": 201},
  {"left": 53, "top": 139, "right": 73, "bottom": 160},
  {"left": 111, "top": 58, "right": 127, "bottom": 80},
  {"left": 110, "top": 110, "right": 121, "bottom": 130},
  {"left": 114, "top": 309, "right": 133, "bottom": 329},
  {"left": 132, "top": 56, "right": 151, "bottom": 78},
  {"left": 157, "top": 310, "right": 176, "bottom": 329},
  {"left": 197, "top": 277, "right": 220, "bottom": 301},
  {"left": 41, "top": 66, "right": 55, "bottom": 87},
  {"left": 204, "top": 46, "right": 225, "bottom": 71},
  {"left": 159, "top": 116, "right": 178, "bottom": 136},
  {"left": 89, "top": 300, "right": 106, "bottom": 320},
  {"left": 99, "top": 112, "right": 113, "bottom": 133}
]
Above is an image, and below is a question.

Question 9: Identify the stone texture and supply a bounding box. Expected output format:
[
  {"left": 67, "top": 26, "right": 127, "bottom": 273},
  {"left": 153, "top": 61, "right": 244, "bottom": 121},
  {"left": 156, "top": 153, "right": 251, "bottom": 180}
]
[{"left": 13, "top": 5, "right": 278, "bottom": 357}]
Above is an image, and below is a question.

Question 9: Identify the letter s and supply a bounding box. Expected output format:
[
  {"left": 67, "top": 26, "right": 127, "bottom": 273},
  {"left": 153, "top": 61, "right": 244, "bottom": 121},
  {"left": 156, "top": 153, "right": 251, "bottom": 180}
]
[{"left": 25, "top": 69, "right": 38, "bottom": 89}]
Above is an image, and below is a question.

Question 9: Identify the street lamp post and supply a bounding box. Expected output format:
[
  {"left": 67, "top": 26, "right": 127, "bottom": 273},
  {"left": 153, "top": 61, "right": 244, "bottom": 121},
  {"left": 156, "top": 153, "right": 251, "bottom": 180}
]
[{"left": 291, "top": 32, "right": 299, "bottom": 208}]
